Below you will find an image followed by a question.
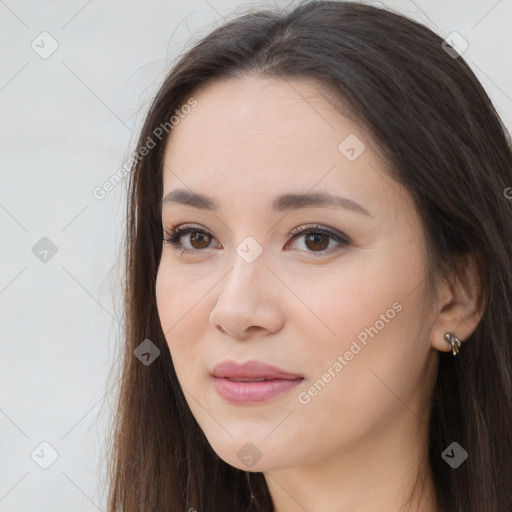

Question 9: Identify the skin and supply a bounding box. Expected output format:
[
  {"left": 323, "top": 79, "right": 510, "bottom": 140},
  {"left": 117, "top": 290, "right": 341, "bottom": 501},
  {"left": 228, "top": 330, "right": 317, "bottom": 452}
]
[{"left": 155, "top": 75, "right": 483, "bottom": 512}]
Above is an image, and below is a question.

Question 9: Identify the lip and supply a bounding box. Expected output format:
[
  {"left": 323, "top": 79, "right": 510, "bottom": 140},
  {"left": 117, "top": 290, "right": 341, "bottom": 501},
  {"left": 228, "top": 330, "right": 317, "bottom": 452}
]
[
  {"left": 211, "top": 360, "right": 304, "bottom": 403},
  {"left": 211, "top": 360, "right": 303, "bottom": 380}
]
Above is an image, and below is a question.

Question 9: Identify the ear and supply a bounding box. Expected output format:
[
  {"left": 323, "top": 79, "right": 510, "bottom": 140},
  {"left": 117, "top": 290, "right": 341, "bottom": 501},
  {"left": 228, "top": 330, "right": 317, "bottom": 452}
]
[{"left": 430, "top": 253, "right": 485, "bottom": 353}]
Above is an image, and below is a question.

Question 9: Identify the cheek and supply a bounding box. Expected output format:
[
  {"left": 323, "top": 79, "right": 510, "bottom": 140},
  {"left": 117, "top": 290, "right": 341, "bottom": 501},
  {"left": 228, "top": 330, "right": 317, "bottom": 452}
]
[
  {"left": 290, "top": 256, "right": 402, "bottom": 351},
  {"left": 155, "top": 268, "right": 177, "bottom": 336},
  {"left": 292, "top": 304, "right": 421, "bottom": 449},
  {"left": 155, "top": 264, "right": 212, "bottom": 375},
  {"left": 155, "top": 261, "right": 206, "bottom": 334},
  {"left": 292, "top": 252, "right": 426, "bottom": 404}
]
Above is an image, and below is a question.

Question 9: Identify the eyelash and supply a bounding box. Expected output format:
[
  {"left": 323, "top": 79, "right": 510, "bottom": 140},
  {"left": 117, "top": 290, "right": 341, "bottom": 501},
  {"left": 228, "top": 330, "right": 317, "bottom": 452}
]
[{"left": 162, "top": 223, "right": 350, "bottom": 257}]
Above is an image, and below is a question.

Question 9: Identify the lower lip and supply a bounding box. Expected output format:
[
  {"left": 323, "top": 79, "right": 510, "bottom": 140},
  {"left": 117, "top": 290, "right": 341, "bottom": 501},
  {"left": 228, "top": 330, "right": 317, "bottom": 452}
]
[{"left": 212, "top": 376, "right": 303, "bottom": 403}]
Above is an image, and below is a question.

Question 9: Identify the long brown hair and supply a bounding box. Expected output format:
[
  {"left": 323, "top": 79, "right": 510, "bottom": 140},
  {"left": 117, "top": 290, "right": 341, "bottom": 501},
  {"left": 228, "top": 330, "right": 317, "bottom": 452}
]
[{"left": 105, "top": 1, "right": 512, "bottom": 510}]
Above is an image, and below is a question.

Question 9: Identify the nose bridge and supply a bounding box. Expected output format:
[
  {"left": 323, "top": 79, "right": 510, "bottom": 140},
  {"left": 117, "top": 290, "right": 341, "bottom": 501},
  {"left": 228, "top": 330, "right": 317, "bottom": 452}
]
[{"left": 223, "top": 240, "right": 267, "bottom": 300}]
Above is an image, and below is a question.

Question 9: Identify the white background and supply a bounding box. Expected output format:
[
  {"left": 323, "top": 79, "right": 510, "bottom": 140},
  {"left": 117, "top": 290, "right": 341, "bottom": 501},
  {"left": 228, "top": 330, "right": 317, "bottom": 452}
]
[{"left": 1, "top": 0, "right": 511, "bottom": 510}]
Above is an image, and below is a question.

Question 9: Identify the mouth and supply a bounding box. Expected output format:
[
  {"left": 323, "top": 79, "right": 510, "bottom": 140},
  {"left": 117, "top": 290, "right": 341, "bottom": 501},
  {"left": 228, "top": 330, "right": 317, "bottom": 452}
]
[{"left": 211, "top": 360, "right": 304, "bottom": 403}]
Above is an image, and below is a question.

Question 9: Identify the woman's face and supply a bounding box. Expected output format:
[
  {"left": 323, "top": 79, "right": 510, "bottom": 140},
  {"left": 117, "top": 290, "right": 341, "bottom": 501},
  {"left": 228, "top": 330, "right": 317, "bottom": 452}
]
[{"left": 155, "top": 75, "right": 441, "bottom": 472}]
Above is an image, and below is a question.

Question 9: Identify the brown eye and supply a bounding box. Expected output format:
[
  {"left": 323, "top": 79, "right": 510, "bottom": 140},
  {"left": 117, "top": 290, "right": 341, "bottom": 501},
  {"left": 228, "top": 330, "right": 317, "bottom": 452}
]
[
  {"left": 189, "top": 231, "right": 212, "bottom": 249},
  {"left": 163, "top": 225, "right": 218, "bottom": 253},
  {"left": 304, "top": 233, "right": 330, "bottom": 251},
  {"left": 289, "top": 225, "right": 350, "bottom": 255}
]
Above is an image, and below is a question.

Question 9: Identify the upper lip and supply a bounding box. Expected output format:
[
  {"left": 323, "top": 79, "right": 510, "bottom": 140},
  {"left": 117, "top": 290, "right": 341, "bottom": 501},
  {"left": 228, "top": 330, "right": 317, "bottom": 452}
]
[{"left": 211, "top": 360, "right": 303, "bottom": 380}]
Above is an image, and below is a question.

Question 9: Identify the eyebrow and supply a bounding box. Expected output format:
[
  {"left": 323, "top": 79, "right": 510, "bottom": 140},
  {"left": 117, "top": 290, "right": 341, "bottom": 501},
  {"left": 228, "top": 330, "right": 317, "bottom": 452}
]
[{"left": 161, "top": 189, "right": 372, "bottom": 216}]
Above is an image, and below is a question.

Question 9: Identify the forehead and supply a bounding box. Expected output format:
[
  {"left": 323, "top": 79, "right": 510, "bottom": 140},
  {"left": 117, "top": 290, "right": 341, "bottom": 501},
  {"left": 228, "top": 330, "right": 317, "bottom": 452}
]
[
  {"left": 165, "top": 74, "right": 360, "bottom": 158},
  {"left": 161, "top": 75, "right": 393, "bottom": 214}
]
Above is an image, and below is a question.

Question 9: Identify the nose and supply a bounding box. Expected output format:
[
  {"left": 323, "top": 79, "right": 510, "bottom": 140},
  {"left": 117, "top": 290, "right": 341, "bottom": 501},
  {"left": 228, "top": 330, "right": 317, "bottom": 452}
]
[{"left": 209, "top": 251, "right": 285, "bottom": 340}]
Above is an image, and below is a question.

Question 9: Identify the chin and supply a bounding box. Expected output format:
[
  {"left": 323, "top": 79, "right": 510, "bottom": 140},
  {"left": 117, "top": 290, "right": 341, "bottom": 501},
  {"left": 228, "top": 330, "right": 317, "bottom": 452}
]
[{"left": 206, "top": 433, "right": 299, "bottom": 473}]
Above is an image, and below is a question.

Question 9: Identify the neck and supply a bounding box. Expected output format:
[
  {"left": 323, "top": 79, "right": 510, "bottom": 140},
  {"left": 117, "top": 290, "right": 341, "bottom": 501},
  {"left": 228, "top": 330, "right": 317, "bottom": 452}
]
[{"left": 263, "top": 408, "right": 438, "bottom": 512}]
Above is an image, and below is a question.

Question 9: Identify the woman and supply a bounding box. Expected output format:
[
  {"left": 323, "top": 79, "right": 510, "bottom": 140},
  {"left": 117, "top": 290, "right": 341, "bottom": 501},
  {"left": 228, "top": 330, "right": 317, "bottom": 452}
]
[{"left": 106, "top": 1, "right": 512, "bottom": 511}]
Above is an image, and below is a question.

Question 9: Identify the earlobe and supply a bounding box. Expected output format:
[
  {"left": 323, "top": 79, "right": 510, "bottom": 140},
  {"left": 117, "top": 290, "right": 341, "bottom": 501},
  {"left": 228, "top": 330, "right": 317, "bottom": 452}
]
[{"left": 430, "top": 322, "right": 457, "bottom": 354}]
